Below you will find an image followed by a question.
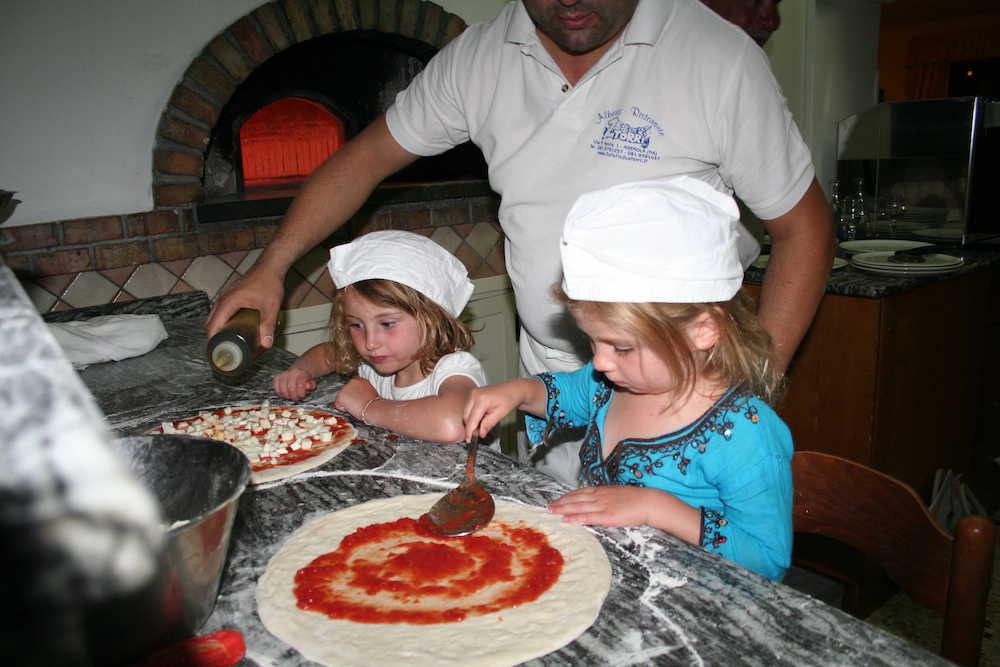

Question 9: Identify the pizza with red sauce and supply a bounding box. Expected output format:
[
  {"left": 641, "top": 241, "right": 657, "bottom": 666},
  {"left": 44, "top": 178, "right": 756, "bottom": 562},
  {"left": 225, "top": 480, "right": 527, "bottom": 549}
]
[
  {"left": 153, "top": 402, "right": 356, "bottom": 483},
  {"left": 294, "top": 513, "right": 563, "bottom": 625},
  {"left": 257, "top": 494, "right": 612, "bottom": 666}
]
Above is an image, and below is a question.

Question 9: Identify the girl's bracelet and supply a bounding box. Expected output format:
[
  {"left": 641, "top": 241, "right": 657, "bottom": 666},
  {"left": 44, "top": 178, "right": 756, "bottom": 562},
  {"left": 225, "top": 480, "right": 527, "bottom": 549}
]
[{"left": 360, "top": 397, "right": 382, "bottom": 425}]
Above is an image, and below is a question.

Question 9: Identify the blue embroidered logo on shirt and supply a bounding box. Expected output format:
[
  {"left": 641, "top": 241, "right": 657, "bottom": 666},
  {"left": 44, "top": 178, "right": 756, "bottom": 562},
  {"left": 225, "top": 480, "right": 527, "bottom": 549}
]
[{"left": 592, "top": 106, "right": 663, "bottom": 164}]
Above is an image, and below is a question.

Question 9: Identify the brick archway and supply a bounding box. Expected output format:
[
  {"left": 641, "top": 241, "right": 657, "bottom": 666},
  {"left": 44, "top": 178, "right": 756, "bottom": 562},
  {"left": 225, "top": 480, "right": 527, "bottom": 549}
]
[{"left": 152, "top": 0, "right": 466, "bottom": 208}]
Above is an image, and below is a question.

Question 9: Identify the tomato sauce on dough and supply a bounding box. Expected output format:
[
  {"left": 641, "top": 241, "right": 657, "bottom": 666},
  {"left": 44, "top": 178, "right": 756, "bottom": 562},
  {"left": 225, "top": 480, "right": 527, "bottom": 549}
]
[{"left": 294, "top": 517, "right": 564, "bottom": 624}]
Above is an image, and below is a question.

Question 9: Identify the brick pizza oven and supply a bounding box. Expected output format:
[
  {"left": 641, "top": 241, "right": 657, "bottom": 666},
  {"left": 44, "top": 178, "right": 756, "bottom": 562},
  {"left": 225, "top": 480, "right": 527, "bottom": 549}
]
[
  {"left": 154, "top": 0, "right": 476, "bottom": 207},
  {"left": 4, "top": 0, "right": 504, "bottom": 314}
]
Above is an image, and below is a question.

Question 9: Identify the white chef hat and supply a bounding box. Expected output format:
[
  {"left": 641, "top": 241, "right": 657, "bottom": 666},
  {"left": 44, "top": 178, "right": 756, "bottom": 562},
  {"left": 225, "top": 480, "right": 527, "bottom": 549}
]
[
  {"left": 328, "top": 230, "right": 474, "bottom": 317},
  {"left": 560, "top": 176, "right": 745, "bottom": 303}
]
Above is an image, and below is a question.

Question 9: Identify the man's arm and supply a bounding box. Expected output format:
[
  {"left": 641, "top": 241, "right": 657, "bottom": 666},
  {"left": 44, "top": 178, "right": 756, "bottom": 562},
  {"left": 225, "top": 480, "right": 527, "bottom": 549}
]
[
  {"left": 757, "top": 178, "right": 834, "bottom": 375},
  {"left": 205, "top": 115, "right": 420, "bottom": 344}
]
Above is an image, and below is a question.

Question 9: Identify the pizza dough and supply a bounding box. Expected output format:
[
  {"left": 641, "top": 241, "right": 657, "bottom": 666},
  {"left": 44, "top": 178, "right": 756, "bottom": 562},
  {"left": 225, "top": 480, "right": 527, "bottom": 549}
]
[
  {"left": 257, "top": 494, "right": 612, "bottom": 666},
  {"left": 154, "top": 403, "right": 356, "bottom": 484}
]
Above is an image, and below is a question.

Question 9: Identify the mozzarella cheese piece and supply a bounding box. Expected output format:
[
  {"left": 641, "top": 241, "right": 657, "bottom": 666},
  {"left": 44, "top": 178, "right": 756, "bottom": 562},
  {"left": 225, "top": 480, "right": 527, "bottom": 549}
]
[{"left": 156, "top": 406, "right": 348, "bottom": 467}]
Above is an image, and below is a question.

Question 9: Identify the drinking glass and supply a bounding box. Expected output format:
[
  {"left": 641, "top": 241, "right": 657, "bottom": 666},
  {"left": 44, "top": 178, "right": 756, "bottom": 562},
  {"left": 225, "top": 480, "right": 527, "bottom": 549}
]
[
  {"left": 850, "top": 177, "right": 871, "bottom": 239},
  {"left": 839, "top": 199, "right": 859, "bottom": 241},
  {"left": 885, "top": 195, "right": 905, "bottom": 238}
]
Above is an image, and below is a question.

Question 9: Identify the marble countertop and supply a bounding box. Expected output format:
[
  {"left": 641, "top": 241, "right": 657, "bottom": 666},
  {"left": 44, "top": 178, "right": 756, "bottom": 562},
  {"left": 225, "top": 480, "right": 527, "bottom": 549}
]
[
  {"left": 744, "top": 240, "right": 1000, "bottom": 299},
  {"left": 23, "top": 288, "right": 946, "bottom": 666}
]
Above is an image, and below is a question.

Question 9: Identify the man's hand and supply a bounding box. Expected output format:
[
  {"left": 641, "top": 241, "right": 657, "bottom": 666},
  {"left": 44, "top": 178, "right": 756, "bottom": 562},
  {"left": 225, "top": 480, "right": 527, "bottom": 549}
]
[
  {"left": 205, "top": 266, "right": 285, "bottom": 349},
  {"left": 204, "top": 116, "right": 419, "bottom": 349}
]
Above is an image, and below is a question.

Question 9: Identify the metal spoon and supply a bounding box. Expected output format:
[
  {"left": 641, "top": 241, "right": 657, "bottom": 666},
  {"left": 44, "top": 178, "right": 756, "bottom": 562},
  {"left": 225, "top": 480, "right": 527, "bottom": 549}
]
[{"left": 422, "top": 434, "right": 495, "bottom": 537}]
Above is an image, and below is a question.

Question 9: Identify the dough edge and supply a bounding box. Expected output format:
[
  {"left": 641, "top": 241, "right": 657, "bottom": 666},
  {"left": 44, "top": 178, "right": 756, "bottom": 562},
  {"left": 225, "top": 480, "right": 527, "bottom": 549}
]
[{"left": 256, "top": 493, "right": 612, "bottom": 666}]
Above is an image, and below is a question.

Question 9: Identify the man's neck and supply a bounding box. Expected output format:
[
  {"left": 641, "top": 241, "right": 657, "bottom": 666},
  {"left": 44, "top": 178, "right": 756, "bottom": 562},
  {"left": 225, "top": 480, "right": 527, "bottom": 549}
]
[{"left": 536, "top": 28, "right": 619, "bottom": 87}]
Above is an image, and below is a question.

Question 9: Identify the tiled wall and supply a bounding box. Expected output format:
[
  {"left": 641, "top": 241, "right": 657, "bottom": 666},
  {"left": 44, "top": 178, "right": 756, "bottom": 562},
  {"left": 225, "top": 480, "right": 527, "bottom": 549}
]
[
  {"left": 0, "top": 0, "right": 492, "bottom": 315},
  {"left": 1, "top": 193, "right": 504, "bottom": 314}
]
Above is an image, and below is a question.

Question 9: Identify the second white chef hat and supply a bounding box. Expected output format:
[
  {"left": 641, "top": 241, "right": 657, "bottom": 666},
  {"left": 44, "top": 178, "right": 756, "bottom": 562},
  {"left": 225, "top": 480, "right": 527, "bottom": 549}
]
[
  {"left": 560, "top": 176, "right": 746, "bottom": 303},
  {"left": 328, "top": 230, "right": 474, "bottom": 317}
]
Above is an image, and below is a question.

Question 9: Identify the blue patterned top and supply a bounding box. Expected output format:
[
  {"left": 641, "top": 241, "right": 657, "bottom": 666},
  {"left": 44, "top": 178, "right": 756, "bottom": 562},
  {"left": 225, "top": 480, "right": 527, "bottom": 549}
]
[{"left": 534, "top": 363, "right": 793, "bottom": 581}]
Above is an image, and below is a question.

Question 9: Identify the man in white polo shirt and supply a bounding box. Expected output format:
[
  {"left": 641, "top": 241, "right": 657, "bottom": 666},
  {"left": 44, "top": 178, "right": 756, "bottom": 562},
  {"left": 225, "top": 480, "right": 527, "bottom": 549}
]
[{"left": 208, "top": 0, "right": 833, "bottom": 483}]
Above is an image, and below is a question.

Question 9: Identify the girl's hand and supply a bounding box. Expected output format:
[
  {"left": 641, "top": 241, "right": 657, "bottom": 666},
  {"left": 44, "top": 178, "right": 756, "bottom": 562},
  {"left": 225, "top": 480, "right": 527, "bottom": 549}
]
[
  {"left": 463, "top": 382, "right": 529, "bottom": 441},
  {"left": 548, "top": 486, "right": 656, "bottom": 528},
  {"left": 334, "top": 377, "right": 378, "bottom": 420},
  {"left": 273, "top": 368, "right": 316, "bottom": 401}
]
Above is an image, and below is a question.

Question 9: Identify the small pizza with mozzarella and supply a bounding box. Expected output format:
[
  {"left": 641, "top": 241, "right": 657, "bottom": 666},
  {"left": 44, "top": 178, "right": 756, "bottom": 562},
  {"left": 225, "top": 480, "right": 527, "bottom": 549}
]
[{"left": 154, "top": 402, "right": 357, "bottom": 484}]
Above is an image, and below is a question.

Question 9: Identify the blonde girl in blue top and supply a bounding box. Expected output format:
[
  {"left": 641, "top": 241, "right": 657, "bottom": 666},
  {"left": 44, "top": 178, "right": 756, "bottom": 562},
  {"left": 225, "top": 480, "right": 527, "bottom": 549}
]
[{"left": 464, "top": 177, "right": 793, "bottom": 581}]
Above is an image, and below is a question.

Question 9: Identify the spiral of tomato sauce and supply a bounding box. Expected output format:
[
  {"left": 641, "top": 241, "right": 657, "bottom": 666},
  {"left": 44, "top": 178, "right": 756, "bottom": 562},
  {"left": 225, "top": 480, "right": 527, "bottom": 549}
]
[{"left": 294, "top": 516, "right": 564, "bottom": 624}]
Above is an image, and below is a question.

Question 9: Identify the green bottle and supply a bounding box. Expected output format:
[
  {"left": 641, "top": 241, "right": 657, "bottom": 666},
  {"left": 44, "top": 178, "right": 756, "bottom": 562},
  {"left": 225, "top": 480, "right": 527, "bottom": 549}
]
[{"left": 207, "top": 308, "right": 261, "bottom": 383}]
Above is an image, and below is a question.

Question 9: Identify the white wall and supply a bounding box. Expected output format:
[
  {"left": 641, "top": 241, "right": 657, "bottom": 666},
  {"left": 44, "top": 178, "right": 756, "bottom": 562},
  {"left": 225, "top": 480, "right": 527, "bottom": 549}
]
[
  {"left": 763, "top": 1, "right": 809, "bottom": 129},
  {"left": 1, "top": 0, "right": 883, "bottom": 228},
  {"left": 765, "top": 0, "right": 883, "bottom": 198},
  {"left": 0, "top": 0, "right": 508, "bottom": 228}
]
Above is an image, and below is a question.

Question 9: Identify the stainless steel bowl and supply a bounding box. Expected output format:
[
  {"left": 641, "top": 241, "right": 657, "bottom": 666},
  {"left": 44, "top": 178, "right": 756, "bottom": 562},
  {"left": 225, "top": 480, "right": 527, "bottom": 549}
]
[{"left": 89, "top": 434, "right": 250, "bottom": 665}]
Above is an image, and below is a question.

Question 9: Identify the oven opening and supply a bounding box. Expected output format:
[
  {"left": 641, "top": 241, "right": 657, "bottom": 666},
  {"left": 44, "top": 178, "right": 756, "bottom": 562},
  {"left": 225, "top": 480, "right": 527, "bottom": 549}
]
[
  {"left": 202, "top": 30, "right": 487, "bottom": 206},
  {"left": 240, "top": 97, "right": 346, "bottom": 188}
]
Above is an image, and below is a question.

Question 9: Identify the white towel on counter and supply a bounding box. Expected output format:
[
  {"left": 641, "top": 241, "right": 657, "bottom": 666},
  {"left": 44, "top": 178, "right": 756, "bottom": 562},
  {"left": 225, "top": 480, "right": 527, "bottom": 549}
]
[{"left": 47, "top": 314, "right": 169, "bottom": 368}]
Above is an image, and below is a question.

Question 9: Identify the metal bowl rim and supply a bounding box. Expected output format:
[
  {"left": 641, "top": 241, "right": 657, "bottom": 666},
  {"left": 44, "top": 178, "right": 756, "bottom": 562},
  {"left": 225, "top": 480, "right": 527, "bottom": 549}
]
[{"left": 115, "top": 433, "right": 252, "bottom": 531}]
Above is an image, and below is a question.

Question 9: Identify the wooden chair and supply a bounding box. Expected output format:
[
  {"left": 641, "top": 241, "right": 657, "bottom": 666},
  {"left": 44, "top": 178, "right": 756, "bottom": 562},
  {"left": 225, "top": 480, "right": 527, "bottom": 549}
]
[{"left": 792, "top": 451, "right": 996, "bottom": 667}]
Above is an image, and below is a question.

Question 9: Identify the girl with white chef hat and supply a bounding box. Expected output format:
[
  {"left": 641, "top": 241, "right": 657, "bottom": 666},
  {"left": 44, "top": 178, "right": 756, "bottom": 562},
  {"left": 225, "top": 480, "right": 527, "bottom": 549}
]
[
  {"left": 273, "top": 230, "right": 487, "bottom": 444},
  {"left": 463, "top": 176, "right": 793, "bottom": 581}
]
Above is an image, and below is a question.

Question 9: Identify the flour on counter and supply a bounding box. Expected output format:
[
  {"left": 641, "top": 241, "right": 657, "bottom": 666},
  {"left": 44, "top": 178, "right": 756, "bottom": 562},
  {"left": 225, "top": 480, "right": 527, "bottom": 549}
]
[
  {"left": 646, "top": 570, "right": 689, "bottom": 591},
  {"left": 252, "top": 467, "right": 458, "bottom": 490},
  {"left": 616, "top": 526, "right": 689, "bottom": 600},
  {"left": 597, "top": 526, "right": 702, "bottom": 666}
]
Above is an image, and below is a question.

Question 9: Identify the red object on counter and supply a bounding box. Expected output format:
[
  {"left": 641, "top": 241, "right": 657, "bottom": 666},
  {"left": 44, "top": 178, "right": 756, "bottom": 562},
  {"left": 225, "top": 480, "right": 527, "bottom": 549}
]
[{"left": 132, "top": 629, "right": 245, "bottom": 667}]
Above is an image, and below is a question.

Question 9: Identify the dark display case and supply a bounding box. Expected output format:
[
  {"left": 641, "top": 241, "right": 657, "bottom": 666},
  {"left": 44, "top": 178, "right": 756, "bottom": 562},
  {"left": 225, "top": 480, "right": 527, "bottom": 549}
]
[{"left": 836, "top": 96, "right": 1000, "bottom": 244}]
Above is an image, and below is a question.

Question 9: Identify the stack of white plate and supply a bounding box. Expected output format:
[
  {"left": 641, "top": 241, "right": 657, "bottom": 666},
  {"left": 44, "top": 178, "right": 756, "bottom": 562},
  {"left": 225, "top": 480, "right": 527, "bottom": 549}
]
[
  {"left": 850, "top": 251, "right": 964, "bottom": 277},
  {"left": 752, "top": 254, "right": 847, "bottom": 271},
  {"left": 839, "top": 239, "right": 932, "bottom": 255},
  {"left": 913, "top": 226, "right": 964, "bottom": 243}
]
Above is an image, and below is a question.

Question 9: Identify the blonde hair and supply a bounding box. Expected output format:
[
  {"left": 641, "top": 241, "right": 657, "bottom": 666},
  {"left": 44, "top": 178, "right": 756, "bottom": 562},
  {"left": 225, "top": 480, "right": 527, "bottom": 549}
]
[
  {"left": 555, "top": 286, "right": 783, "bottom": 405},
  {"left": 326, "top": 279, "right": 474, "bottom": 376}
]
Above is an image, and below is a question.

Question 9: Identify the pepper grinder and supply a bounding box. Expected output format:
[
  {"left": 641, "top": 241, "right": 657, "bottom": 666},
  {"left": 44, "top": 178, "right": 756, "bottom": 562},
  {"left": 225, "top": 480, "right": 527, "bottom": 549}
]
[{"left": 207, "top": 308, "right": 261, "bottom": 383}]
